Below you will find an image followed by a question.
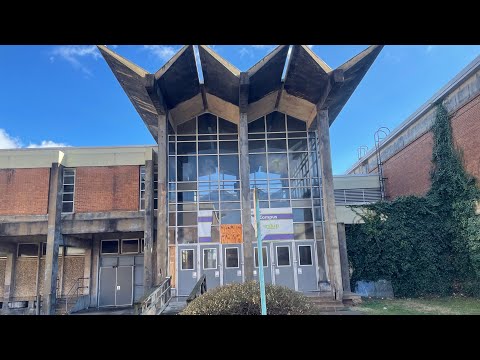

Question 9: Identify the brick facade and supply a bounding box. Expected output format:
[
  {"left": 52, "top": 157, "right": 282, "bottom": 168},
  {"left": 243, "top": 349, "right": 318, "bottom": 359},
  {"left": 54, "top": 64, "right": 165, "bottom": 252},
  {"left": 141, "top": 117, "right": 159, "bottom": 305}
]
[
  {"left": 75, "top": 166, "right": 140, "bottom": 213},
  {"left": 0, "top": 168, "right": 49, "bottom": 215},
  {"left": 379, "top": 94, "right": 480, "bottom": 200}
]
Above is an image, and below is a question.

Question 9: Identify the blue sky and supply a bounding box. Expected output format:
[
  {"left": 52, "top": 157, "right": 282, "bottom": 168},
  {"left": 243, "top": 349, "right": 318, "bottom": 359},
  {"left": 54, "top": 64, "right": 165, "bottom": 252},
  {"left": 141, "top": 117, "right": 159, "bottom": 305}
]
[{"left": 0, "top": 45, "right": 479, "bottom": 174}]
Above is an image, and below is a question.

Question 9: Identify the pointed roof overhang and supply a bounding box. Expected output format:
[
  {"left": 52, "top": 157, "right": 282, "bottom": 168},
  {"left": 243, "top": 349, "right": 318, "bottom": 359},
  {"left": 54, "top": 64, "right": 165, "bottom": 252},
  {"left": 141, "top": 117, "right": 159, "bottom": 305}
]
[{"left": 98, "top": 45, "right": 383, "bottom": 140}]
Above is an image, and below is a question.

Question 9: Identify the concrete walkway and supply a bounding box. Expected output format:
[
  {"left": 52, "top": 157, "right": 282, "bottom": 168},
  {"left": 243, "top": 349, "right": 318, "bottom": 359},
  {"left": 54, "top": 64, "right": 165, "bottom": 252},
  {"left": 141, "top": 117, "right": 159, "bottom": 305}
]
[
  {"left": 73, "top": 306, "right": 136, "bottom": 315},
  {"left": 161, "top": 297, "right": 188, "bottom": 315}
]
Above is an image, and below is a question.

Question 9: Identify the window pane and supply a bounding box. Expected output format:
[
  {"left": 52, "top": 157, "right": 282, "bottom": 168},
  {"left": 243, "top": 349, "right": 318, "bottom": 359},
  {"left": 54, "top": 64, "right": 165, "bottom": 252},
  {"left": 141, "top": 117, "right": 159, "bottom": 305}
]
[
  {"left": 267, "top": 139, "right": 287, "bottom": 152},
  {"left": 177, "top": 182, "right": 197, "bottom": 191},
  {"left": 63, "top": 185, "right": 74, "bottom": 193},
  {"left": 219, "top": 118, "right": 238, "bottom": 133},
  {"left": 225, "top": 248, "right": 239, "bottom": 268},
  {"left": 64, "top": 169, "right": 75, "bottom": 176},
  {"left": 287, "top": 115, "right": 306, "bottom": 131},
  {"left": 267, "top": 132, "right": 286, "bottom": 139},
  {"left": 122, "top": 239, "right": 139, "bottom": 254},
  {"left": 289, "top": 152, "right": 309, "bottom": 178},
  {"left": 198, "top": 135, "right": 217, "bottom": 141},
  {"left": 249, "top": 140, "right": 266, "bottom": 153},
  {"left": 181, "top": 249, "right": 194, "bottom": 269},
  {"left": 315, "top": 223, "right": 324, "bottom": 240},
  {"left": 177, "top": 118, "right": 196, "bottom": 134},
  {"left": 268, "top": 153, "right": 288, "bottom": 179},
  {"left": 169, "top": 157, "right": 176, "bottom": 182},
  {"left": 269, "top": 187, "right": 290, "bottom": 200},
  {"left": 203, "top": 249, "right": 217, "bottom": 269},
  {"left": 18, "top": 243, "right": 39, "bottom": 257},
  {"left": 288, "top": 138, "right": 308, "bottom": 152},
  {"left": 63, "top": 193, "right": 73, "bottom": 201},
  {"left": 299, "top": 246, "right": 313, "bottom": 265},
  {"left": 178, "top": 203, "right": 197, "bottom": 211},
  {"left": 248, "top": 133, "right": 265, "bottom": 139},
  {"left": 169, "top": 228, "right": 175, "bottom": 245},
  {"left": 248, "top": 117, "right": 265, "bottom": 133},
  {"left": 177, "top": 156, "right": 197, "bottom": 181},
  {"left": 220, "top": 202, "right": 241, "bottom": 210},
  {"left": 199, "top": 191, "right": 219, "bottom": 202},
  {"left": 266, "top": 112, "right": 285, "bottom": 132},
  {"left": 293, "top": 208, "right": 313, "bottom": 222},
  {"left": 219, "top": 155, "right": 239, "bottom": 181},
  {"left": 288, "top": 131, "right": 307, "bottom": 138},
  {"left": 249, "top": 154, "right": 267, "bottom": 180},
  {"left": 177, "top": 212, "right": 197, "bottom": 226},
  {"left": 219, "top": 141, "right": 238, "bottom": 154},
  {"left": 178, "top": 136, "right": 196, "bottom": 141},
  {"left": 63, "top": 176, "right": 74, "bottom": 185},
  {"left": 198, "top": 141, "right": 217, "bottom": 154},
  {"left": 220, "top": 190, "right": 240, "bottom": 201},
  {"left": 294, "top": 223, "right": 314, "bottom": 240},
  {"left": 220, "top": 210, "right": 241, "bottom": 224},
  {"left": 177, "top": 228, "right": 198, "bottom": 244},
  {"left": 169, "top": 213, "right": 176, "bottom": 226},
  {"left": 198, "top": 156, "right": 219, "bottom": 181},
  {"left": 169, "top": 142, "right": 175, "bottom": 155},
  {"left": 101, "top": 240, "right": 119, "bottom": 254},
  {"left": 177, "top": 191, "right": 197, "bottom": 203},
  {"left": 277, "top": 246, "right": 290, "bottom": 266},
  {"left": 291, "top": 187, "right": 311, "bottom": 199},
  {"left": 220, "top": 135, "right": 237, "bottom": 140},
  {"left": 199, "top": 182, "right": 219, "bottom": 191},
  {"left": 177, "top": 142, "right": 196, "bottom": 156},
  {"left": 62, "top": 202, "right": 73, "bottom": 213},
  {"left": 270, "top": 200, "right": 291, "bottom": 208},
  {"left": 254, "top": 247, "right": 268, "bottom": 267},
  {"left": 198, "top": 113, "right": 217, "bottom": 134}
]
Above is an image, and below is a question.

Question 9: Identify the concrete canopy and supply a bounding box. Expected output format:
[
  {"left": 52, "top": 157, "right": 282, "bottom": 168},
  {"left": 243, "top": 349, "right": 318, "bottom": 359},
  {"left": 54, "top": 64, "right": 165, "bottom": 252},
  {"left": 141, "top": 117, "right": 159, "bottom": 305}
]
[{"left": 98, "top": 45, "right": 383, "bottom": 141}]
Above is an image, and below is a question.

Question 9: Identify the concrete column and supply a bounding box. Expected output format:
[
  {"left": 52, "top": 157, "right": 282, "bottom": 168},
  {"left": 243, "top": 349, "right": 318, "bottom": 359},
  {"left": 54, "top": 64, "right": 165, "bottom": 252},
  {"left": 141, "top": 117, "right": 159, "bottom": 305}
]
[
  {"left": 316, "top": 109, "right": 343, "bottom": 300},
  {"left": 2, "top": 252, "right": 16, "bottom": 312},
  {"left": 43, "top": 163, "right": 64, "bottom": 315},
  {"left": 143, "top": 159, "right": 155, "bottom": 290},
  {"left": 83, "top": 247, "right": 92, "bottom": 296},
  {"left": 156, "top": 113, "right": 168, "bottom": 285},
  {"left": 35, "top": 243, "right": 42, "bottom": 315},
  {"left": 239, "top": 72, "right": 254, "bottom": 281},
  {"left": 337, "top": 223, "right": 351, "bottom": 293},
  {"left": 90, "top": 235, "right": 100, "bottom": 307}
]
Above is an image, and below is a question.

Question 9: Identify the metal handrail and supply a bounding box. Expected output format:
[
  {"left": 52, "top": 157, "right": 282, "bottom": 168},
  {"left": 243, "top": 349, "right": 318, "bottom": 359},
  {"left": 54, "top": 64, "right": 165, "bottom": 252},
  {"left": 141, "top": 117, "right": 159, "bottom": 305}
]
[
  {"left": 135, "top": 277, "right": 172, "bottom": 315},
  {"left": 186, "top": 274, "right": 207, "bottom": 304},
  {"left": 64, "top": 277, "right": 89, "bottom": 315}
]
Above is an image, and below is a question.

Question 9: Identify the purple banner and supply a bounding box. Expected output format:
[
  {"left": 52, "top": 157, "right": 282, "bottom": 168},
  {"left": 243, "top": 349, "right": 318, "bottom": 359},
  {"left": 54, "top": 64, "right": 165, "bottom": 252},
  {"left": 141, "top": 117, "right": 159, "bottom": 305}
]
[
  {"left": 263, "top": 234, "right": 295, "bottom": 240},
  {"left": 199, "top": 237, "right": 212, "bottom": 242},
  {"left": 198, "top": 217, "right": 213, "bottom": 223},
  {"left": 260, "top": 214, "right": 293, "bottom": 220}
]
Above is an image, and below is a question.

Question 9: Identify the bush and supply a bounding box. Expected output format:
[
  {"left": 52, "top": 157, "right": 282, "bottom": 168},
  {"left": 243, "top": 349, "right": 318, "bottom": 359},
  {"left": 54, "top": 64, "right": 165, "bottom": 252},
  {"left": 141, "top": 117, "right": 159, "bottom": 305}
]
[{"left": 180, "top": 281, "right": 314, "bottom": 315}]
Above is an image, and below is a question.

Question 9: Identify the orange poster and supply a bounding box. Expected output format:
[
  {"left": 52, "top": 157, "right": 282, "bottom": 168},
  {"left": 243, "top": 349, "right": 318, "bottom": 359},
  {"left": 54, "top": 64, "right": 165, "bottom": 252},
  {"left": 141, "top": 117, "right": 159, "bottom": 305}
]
[{"left": 220, "top": 224, "right": 243, "bottom": 244}]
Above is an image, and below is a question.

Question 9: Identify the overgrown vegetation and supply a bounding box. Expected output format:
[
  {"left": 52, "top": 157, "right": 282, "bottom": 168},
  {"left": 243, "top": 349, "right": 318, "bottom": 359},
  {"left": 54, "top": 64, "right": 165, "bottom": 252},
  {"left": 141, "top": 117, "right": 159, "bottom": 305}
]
[
  {"left": 347, "top": 103, "right": 480, "bottom": 297},
  {"left": 181, "top": 281, "right": 313, "bottom": 315}
]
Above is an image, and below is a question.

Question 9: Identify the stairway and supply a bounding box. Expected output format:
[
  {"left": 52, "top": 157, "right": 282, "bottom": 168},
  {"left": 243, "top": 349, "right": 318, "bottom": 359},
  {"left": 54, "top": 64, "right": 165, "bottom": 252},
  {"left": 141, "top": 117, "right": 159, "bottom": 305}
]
[
  {"left": 54, "top": 297, "right": 78, "bottom": 315},
  {"left": 304, "top": 292, "right": 347, "bottom": 313}
]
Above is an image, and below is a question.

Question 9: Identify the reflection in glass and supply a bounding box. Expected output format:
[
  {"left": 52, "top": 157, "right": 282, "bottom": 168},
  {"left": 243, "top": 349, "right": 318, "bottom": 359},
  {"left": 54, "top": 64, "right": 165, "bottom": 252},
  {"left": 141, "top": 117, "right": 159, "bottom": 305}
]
[
  {"left": 268, "top": 153, "right": 288, "bottom": 179},
  {"left": 219, "top": 155, "right": 239, "bottom": 181},
  {"left": 198, "top": 113, "right": 217, "bottom": 134},
  {"left": 266, "top": 112, "right": 285, "bottom": 132},
  {"left": 225, "top": 248, "right": 239, "bottom": 268},
  {"left": 203, "top": 249, "right": 217, "bottom": 269},
  {"left": 198, "top": 156, "right": 219, "bottom": 181},
  {"left": 254, "top": 247, "right": 268, "bottom": 267},
  {"left": 181, "top": 249, "right": 194, "bottom": 269},
  {"left": 298, "top": 245, "right": 313, "bottom": 265},
  {"left": 177, "top": 156, "right": 197, "bottom": 181},
  {"left": 277, "top": 246, "right": 290, "bottom": 266}
]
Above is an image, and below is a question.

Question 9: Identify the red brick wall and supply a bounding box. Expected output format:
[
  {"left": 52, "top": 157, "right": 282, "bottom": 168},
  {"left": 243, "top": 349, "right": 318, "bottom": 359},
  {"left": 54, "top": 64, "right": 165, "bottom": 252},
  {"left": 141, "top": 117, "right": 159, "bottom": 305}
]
[
  {"left": 75, "top": 166, "right": 140, "bottom": 213},
  {"left": 381, "top": 132, "right": 434, "bottom": 199},
  {"left": 379, "top": 94, "right": 480, "bottom": 200},
  {"left": 0, "top": 168, "right": 49, "bottom": 215},
  {"left": 451, "top": 95, "right": 480, "bottom": 181}
]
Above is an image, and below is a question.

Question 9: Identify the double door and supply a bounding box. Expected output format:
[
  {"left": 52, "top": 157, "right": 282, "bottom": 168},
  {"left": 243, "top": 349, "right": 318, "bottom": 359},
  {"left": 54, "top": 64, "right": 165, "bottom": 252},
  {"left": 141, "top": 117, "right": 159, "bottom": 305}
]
[
  {"left": 177, "top": 244, "right": 244, "bottom": 296},
  {"left": 99, "top": 266, "right": 134, "bottom": 307}
]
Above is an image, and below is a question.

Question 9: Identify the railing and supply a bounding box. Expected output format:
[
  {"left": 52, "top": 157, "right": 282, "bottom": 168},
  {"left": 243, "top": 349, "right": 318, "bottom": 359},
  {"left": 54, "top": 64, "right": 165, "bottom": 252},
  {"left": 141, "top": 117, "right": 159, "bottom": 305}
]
[
  {"left": 64, "top": 277, "right": 89, "bottom": 315},
  {"left": 135, "top": 277, "right": 172, "bottom": 315},
  {"left": 186, "top": 274, "right": 207, "bottom": 304},
  {"left": 334, "top": 188, "right": 382, "bottom": 205}
]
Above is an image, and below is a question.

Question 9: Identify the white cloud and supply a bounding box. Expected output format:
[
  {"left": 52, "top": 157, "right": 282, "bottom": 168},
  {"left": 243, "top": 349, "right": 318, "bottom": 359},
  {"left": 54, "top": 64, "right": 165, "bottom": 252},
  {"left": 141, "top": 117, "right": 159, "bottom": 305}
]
[
  {"left": 51, "top": 45, "right": 100, "bottom": 75},
  {"left": 27, "top": 141, "right": 69, "bottom": 148},
  {"left": 307, "top": 45, "right": 314, "bottom": 49},
  {"left": 0, "top": 128, "right": 68, "bottom": 149},
  {"left": 0, "top": 129, "right": 21, "bottom": 149},
  {"left": 144, "top": 45, "right": 178, "bottom": 61},
  {"left": 426, "top": 45, "right": 435, "bottom": 53}
]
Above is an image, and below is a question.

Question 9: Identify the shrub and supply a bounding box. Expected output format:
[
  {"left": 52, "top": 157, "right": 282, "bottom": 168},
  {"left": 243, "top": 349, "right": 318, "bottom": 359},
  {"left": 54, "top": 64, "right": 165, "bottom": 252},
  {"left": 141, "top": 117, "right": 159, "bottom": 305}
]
[{"left": 180, "top": 281, "right": 314, "bottom": 315}]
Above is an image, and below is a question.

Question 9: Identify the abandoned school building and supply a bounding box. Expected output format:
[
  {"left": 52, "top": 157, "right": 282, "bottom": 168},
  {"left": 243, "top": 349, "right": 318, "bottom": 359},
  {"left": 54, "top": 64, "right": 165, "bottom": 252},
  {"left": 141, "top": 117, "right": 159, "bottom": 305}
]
[{"left": 0, "top": 45, "right": 384, "bottom": 314}]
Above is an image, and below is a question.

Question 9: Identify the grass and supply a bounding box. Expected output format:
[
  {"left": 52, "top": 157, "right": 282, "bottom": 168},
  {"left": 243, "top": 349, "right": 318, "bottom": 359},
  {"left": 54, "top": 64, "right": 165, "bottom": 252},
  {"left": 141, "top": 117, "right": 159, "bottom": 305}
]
[{"left": 354, "top": 297, "right": 480, "bottom": 315}]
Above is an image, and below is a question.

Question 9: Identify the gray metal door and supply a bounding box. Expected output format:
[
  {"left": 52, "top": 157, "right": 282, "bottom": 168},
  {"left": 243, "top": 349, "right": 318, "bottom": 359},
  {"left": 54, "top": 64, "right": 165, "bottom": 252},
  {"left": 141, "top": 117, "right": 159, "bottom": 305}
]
[
  {"left": 99, "top": 267, "right": 116, "bottom": 307},
  {"left": 116, "top": 266, "right": 134, "bottom": 306},
  {"left": 200, "top": 244, "right": 221, "bottom": 290},
  {"left": 296, "top": 241, "right": 318, "bottom": 292},
  {"left": 253, "top": 245, "right": 272, "bottom": 284},
  {"left": 273, "top": 243, "right": 295, "bottom": 289},
  {"left": 177, "top": 245, "right": 197, "bottom": 296},
  {"left": 223, "top": 244, "right": 243, "bottom": 285}
]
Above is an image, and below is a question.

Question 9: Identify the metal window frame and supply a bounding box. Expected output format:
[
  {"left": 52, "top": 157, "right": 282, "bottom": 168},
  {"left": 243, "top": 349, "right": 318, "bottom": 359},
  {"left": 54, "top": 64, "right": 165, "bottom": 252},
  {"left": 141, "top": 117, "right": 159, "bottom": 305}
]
[
  {"left": 180, "top": 249, "right": 195, "bottom": 270},
  {"left": 62, "top": 168, "right": 76, "bottom": 214},
  {"left": 297, "top": 244, "right": 313, "bottom": 266},
  {"left": 253, "top": 246, "right": 269, "bottom": 268},
  {"left": 121, "top": 239, "right": 140, "bottom": 254},
  {"left": 202, "top": 248, "right": 218, "bottom": 270},
  {"left": 100, "top": 239, "right": 120, "bottom": 255},
  {"left": 17, "top": 243, "right": 40, "bottom": 258},
  {"left": 224, "top": 247, "right": 240, "bottom": 269},
  {"left": 275, "top": 245, "right": 292, "bottom": 267}
]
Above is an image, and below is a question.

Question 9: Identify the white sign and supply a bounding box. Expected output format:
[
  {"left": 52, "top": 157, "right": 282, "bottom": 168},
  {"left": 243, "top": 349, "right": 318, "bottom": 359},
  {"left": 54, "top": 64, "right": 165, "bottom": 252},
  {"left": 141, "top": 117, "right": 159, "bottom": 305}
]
[{"left": 251, "top": 207, "right": 294, "bottom": 241}]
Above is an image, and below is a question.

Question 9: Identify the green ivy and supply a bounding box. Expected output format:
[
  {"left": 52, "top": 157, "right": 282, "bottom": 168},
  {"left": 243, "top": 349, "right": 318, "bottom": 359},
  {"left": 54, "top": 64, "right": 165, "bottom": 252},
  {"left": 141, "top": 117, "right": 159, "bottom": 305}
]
[{"left": 347, "top": 103, "right": 480, "bottom": 297}]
